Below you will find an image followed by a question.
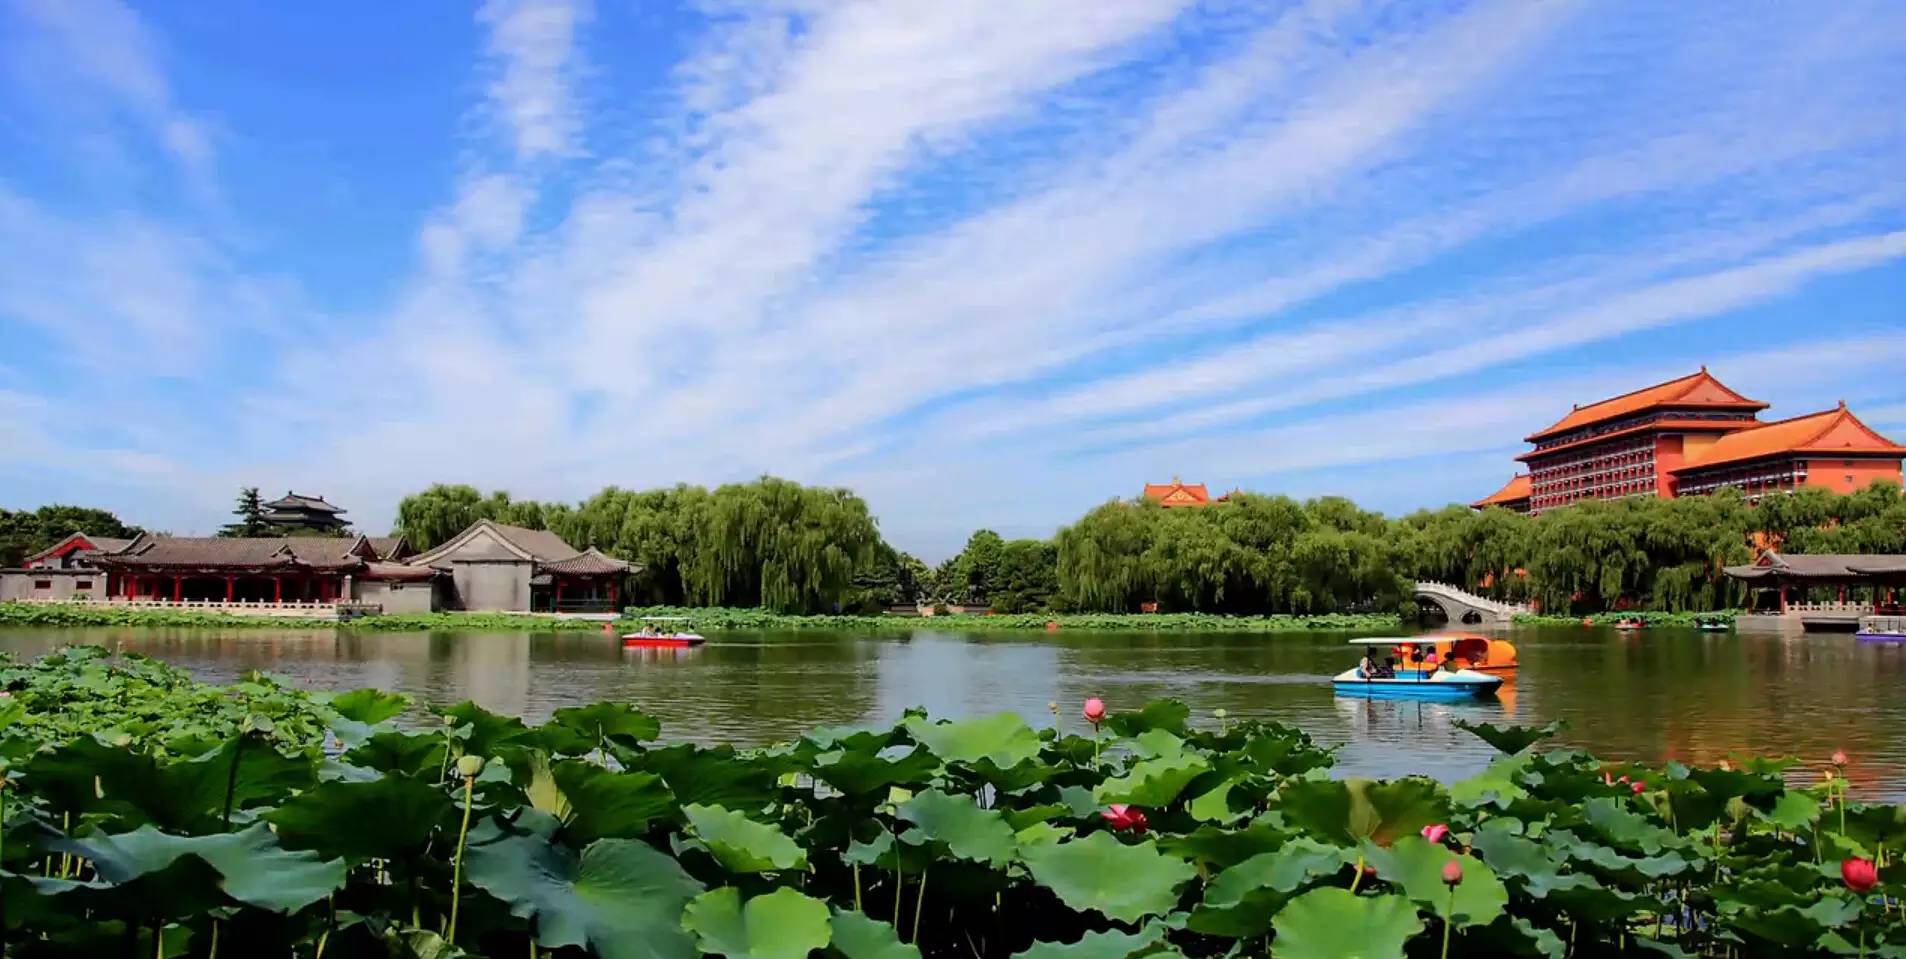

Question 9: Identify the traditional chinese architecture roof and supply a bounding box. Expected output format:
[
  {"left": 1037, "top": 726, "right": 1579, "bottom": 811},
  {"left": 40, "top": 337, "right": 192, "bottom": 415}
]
[
  {"left": 20, "top": 532, "right": 135, "bottom": 568},
  {"left": 1675, "top": 404, "right": 1906, "bottom": 473},
  {"left": 1142, "top": 478, "right": 1212, "bottom": 507},
  {"left": 539, "top": 547, "right": 632, "bottom": 576},
  {"left": 1722, "top": 551, "right": 1906, "bottom": 582},
  {"left": 98, "top": 535, "right": 366, "bottom": 572},
  {"left": 362, "top": 562, "right": 440, "bottom": 581},
  {"left": 364, "top": 536, "right": 412, "bottom": 561},
  {"left": 1471, "top": 474, "right": 1532, "bottom": 510},
  {"left": 264, "top": 492, "right": 347, "bottom": 515},
  {"left": 1526, "top": 368, "right": 1767, "bottom": 442}
]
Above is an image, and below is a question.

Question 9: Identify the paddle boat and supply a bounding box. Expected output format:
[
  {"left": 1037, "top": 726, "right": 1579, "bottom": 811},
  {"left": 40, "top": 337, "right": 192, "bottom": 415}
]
[
  {"left": 1334, "top": 638, "right": 1504, "bottom": 701},
  {"left": 622, "top": 616, "right": 706, "bottom": 649},
  {"left": 1397, "top": 633, "right": 1518, "bottom": 675},
  {"left": 1857, "top": 615, "right": 1906, "bottom": 644},
  {"left": 1614, "top": 618, "right": 1646, "bottom": 631},
  {"left": 1695, "top": 617, "right": 1731, "bottom": 633}
]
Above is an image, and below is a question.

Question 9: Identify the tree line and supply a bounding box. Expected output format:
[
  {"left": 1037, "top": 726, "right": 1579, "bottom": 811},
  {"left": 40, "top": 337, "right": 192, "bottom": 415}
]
[{"left": 12, "top": 478, "right": 1905, "bottom": 615}]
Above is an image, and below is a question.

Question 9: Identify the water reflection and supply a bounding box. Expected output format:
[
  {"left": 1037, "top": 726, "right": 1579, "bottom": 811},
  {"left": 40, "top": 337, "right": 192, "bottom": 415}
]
[{"left": 0, "top": 623, "right": 1895, "bottom": 798}]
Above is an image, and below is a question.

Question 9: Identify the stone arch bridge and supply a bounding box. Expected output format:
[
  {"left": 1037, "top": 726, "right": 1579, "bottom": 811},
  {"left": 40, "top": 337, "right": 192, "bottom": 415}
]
[{"left": 1414, "top": 581, "right": 1528, "bottom": 625}]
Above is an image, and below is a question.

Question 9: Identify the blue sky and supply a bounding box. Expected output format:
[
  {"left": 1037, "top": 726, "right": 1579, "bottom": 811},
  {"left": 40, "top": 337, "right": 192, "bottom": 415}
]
[{"left": 2, "top": 0, "right": 1904, "bottom": 560}]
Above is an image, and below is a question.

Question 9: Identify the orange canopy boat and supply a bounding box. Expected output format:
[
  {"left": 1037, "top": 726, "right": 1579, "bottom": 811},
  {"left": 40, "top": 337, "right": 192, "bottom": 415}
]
[{"left": 1396, "top": 633, "right": 1518, "bottom": 674}]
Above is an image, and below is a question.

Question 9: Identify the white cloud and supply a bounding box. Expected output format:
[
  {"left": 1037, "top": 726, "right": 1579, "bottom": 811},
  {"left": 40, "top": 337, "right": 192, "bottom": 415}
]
[{"left": 478, "top": 0, "right": 592, "bottom": 161}]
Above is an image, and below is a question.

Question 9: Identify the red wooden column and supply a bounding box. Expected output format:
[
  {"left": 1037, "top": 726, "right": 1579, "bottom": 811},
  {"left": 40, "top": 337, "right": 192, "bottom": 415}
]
[
  {"left": 608, "top": 579, "right": 619, "bottom": 610},
  {"left": 172, "top": 577, "right": 183, "bottom": 603},
  {"left": 224, "top": 576, "right": 235, "bottom": 603},
  {"left": 273, "top": 577, "right": 283, "bottom": 604},
  {"left": 556, "top": 581, "right": 566, "bottom": 611},
  {"left": 1778, "top": 584, "right": 1789, "bottom": 612}
]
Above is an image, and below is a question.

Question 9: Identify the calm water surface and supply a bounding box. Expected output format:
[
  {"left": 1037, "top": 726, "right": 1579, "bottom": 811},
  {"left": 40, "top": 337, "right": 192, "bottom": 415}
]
[{"left": 0, "top": 624, "right": 1895, "bottom": 796}]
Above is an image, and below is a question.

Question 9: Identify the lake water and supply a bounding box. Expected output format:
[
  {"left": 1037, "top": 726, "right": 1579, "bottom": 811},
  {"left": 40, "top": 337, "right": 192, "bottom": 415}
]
[{"left": 0, "top": 623, "right": 1894, "bottom": 797}]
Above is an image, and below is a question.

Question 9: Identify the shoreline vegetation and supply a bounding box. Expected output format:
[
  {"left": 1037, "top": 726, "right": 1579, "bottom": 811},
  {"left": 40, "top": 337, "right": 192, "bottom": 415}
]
[
  {"left": 1512, "top": 609, "right": 1741, "bottom": 627},
  {"left": 0, "top": 601, "right": 1405, "bottom": 633},
  {"left": 0, "top": 646, "right": 1891, "bottom": 957}
]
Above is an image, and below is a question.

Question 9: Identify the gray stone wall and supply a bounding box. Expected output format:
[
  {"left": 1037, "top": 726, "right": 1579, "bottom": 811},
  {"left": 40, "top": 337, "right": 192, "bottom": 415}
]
[
  {"left": 0, "top": 571, "right": 104, "bottom": 602},
  {"left": 354, "top": 580, "right": 437, "bottom": 614},
  {"left": 449, "top": 561, "right": 533, "bottom": 611}
]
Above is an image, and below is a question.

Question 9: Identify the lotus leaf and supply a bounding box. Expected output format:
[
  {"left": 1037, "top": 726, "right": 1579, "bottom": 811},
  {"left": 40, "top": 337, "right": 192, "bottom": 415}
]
[
  {"left": 683, "top": 803, "right": 808, "bottom": 873},
  {"left": 640, "top": 744, "right": 778, "bottom": 810},
  {"left": 326, "top": 688, "right": 410, "bottom": 725},
  {"left": 1277, "top": 777, "right": 1447, "bottom": 848},
  {"left": 265, "top": 774, "right": 452, "bottom": 861},
  {"left": 1370, "top": 835, "right": 1507, "bottom": 928},
  {"left": 47, "top": 823, "right": 345, "bottom": 913},
  {"left": 682, "top": 886, "right": 831, "bottom": 959},
  {"left": 441, "top": 701, "right": 535, "bottom": 757},
  {"left": 812, "top": 746, "right": 940, "bottom": 797},
  {"left": 904, "top": 713, "right": 1042, "bottom": 770},
  {"left": 554, "top": 762, "right": 675, "bottom": 841},
  {"left": 1096, "top": 752, "right": 1211, "bottom": 807},
  {"left": 1104, "top": 700, "right": 1190, "bottom": 737},
  {"left": 1011, "top": 923, "right": 1171, "bottom": 959},
  {"left": 1020, "top": 831, "right": 1196, "bottom": 923},
  {"left": 1190, "top": 839, "right": 1351, "bottom": 936},
  {"left": 1453, "top": 720, "right": 1564, "bottom": 756},
  {"left": 897, "top": 789, "right": 1018, "bottom": 866},
  {"left": 464, "top": 833, "right": 702, "bottom": 959},
  {"left": 829, "top": 910, "right": 921, "bottom": 959},
  {"left": 1270, "top": 888, "right": 1422, "bottom": 959}
]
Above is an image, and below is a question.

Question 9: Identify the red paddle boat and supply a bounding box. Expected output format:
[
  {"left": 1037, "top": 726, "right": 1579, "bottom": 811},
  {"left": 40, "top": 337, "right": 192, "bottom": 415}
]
[{"left": 622, "top": 616, "right": 706, "bottom": 649}]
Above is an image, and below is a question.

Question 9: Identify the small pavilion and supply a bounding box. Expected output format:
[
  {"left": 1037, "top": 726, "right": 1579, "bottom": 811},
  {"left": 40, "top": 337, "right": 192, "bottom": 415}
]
[{"left": 1722, "top": 551, "right": 1906, "bottom": 614}]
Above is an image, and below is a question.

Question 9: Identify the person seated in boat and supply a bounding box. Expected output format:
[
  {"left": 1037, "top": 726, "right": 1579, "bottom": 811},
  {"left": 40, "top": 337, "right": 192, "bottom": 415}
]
[
  {"left": 1420, "top": 653, "right": 1441, "bottom": 678},
  {"left": 1376, "top": 657, "right": 1397, "bottom": 679},
  {"left": 1357, "top": 651, "right": 1379, "bottom": 679}
]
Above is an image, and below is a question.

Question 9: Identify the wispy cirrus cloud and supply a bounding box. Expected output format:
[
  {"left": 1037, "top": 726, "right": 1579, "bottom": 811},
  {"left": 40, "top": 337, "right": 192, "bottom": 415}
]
[{"left": 2, "top": 0, "right": 1903, "bottom": 557}]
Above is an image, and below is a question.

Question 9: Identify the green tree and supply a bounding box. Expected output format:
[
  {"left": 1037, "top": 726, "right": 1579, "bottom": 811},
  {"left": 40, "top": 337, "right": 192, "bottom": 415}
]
[
  {"left": 0, "top": 505, "right": 139, "bottom": 567},
  {"left": 220, "top": 487, "right": 269, "bottom": 538}
]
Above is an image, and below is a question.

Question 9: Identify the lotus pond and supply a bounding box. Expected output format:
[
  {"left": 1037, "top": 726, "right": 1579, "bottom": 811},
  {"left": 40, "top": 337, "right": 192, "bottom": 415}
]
[{"left": 0, "top": 645, "right": 1898, "bottom": 958}]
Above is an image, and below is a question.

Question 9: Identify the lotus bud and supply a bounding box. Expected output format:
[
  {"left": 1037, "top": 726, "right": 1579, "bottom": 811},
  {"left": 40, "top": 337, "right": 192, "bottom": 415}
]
[
  {"left": 1441, "top": 860, "right": 1464, "bottom": 886},
  {"left": 1833, "top": 750, "right": 1849, "bottom": 767},
  {"left": 457, "top": 754, "right": 486, "bottom": 779},
  {"left": 1047, "top": 702, "right": 1058, "bottom": 714},
  {"left": 1843, "top": 857, "right": 1879, "bottom": 893},
  {"left": 1082, "top": 698, "right": 1107, "bottom": 725},
  {"left": 1421, "top": 823, "right": 1450, "bottom": 844},
  {"left": 1631, "top": 780, "right": 1646, "bottom": 795},
  {"left": 442, "top": 715, "right": 457, "bottom": 727},
  {"left": 1213, "top": 708, "right": 1228, "bottom": 720}
]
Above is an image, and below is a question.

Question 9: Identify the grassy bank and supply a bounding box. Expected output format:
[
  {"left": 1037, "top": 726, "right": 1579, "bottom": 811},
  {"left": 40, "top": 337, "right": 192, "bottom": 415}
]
[
  {"left": 0, "top": 601, "right": 1402, "bottom": 633},
  {"left": 0, "top": 646, "right": 1887, "bottom": 957},
  {"left": 1513, "top": 608, "right": 1742, "bottom": 627}
]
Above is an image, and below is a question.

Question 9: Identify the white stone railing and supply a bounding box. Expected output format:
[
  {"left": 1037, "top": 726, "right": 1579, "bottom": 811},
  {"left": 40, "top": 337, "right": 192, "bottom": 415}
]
[{"left": 15, "top": 597, "right": 339, "bottom": 618}]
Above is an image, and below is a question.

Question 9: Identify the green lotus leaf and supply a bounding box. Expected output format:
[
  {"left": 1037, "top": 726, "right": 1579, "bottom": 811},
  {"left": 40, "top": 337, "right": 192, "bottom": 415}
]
[
  {"left": 344, "top": 730, "right": 446, "bottom": 776},
  {"left": 1190, "top": 839, "right": 1351, "bottom": 937},
  {"left": 1468, "top": 822, "right": 1600, "bottom": 899},
  {"left": 441, "top": 701, "right": 534, "bottom": 757},
  {"left": 385, "top": 928, "right": 475, "bottom": 959},
  {"left": 1453, "top": 720, "right": 1564, "bottom": 756},
  {"left": 1015, "top": 822, "right": 1070, "bottom": 848},
  {"left": 904, "top": 713, "right": 1041, "bottom": 770},
  {"left": 1450, "top": 753, "right": 1533, "bottom": 809},
  {"left": 1276, "top": 777, "right": 1447, "bottom": 848},
  {"left": 1270, "top": 888, "right": 1422, "bottom": 959},
  {"left": 829, "top": 910, "right": 921, "bottom": 959},
  {"left": 0, "top": 696, "right": 25, "bottom": 730},
  {"left": 682, "top": 886, "right": 831, "bottom": 959},
  {"left": 266, "top": 774, "right": 452, "bottom": 861},
  {"left": 683, "top": 803, "right": 807, "bottom": 873},
  {"left": 897, "top": 788, "right": 1018, "bottom": 866},
  {"left": 1841, "top": 803, "right": 1906, "bottom": 854},
  {"left": 1096, "top": 752, "right": 1211, "bottom": 807},
  {"left": 1186, "top": 777, "right": 1244, "bottom": 824},
  {"left": 639, "top": 744, "right": 778, "bottom": 810},
  {"left": 326, "top": 688, "right": 410, "bottom": 725},
  {"left": 1010, "top": 923, "right": 1170, "bottom": 959},
  {"left": 802, "top": 724, "right": 898, "bottom": 753},
  {"left": 465, "top": 833, "right": 702, "bottom": 959},
  {"left": 1370, "top": 836, "right": 1506, "bottom": 929},
  {"left": 1545, "top": 830, "right": 1689, "bottom": 882},
  {"left": 1158, "top": 821, "right": 1287, "bottom": 869},
  {"left": 1761, "top": 791, "right": 1821, "bottom": 830},
  {"left": 48, "top": 823, "right": 345, "bottom": 913},
  {"left": 1240, "top": 729, "right": 1332, "bottom": 776},
  {"left": 1474, "top": 915, "right": 1567, "bottom": 958},
  {"left": 1581, "top": 798, "right": 1679, "bottom": 854},
  {"left": 812, "top": 746, "right": 940, "bottom": 797},
  {"left": 1021, "top": 831, "right": 1196, "bottom": 923},
  {"left": 1131, "top": 729, "right": 1187, "bottom": 759},
  {"left": 1104, "top": 700, "right": 1190, "bottom": 738},
  {"left": 1725, "top": 895, "right": 1861, "bottom": 948},
  {"left": 543, "top": 703, "right": 662, "bottom": 754},
  {"left": 554, "top": 761, "right": 675, "bottom": 842}
]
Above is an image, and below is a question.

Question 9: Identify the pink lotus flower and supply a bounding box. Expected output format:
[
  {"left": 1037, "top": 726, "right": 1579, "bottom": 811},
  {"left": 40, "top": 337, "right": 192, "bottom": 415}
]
[
  {"left": 1602, "top": 772, "right": 1614, "bottom": 786},
  {"left": 1631, "top": 780, "right": 1646, "bottom": 795},
  {"left": 1083, "top": 697, "right": 1107, "bottom": 725},
  {"left": 1843, "top": 857, "right": 1879, "bottom": 893},
  {"left": 1617, "top": 775, "right": 1630, "bottom": 785},
  {"left": 1100, "top": 804, "right": 1148, "bottom": 834},
  {"left": 1421, "top": 823, "right": 1450, "bottom": 844},
  {"left": 1441, "top": 860, "right": 1464, "bottom": 886},
  {"left": 1832, "top": 750, "right": 1849, "bottom": 767}
]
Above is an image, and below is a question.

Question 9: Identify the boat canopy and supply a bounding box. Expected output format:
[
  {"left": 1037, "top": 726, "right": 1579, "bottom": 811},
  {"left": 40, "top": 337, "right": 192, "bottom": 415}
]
[{"left": 1346, "top": 637, "right": 1425, "bottom": 646}]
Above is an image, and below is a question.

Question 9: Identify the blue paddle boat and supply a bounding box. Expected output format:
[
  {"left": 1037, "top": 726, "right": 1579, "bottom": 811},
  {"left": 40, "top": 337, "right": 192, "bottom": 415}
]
[{"left": 1333, "top": 638, "right": 1504, "bottom": 701}]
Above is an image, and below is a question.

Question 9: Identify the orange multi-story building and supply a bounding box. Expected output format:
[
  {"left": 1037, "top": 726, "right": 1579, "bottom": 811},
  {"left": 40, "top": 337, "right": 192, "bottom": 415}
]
[
  {"left": 1476, "top": 369, "right": 1906, "bottom": 514},
  {"left": 1142, "top": 478, "right": 1213, "bottom": 507}
]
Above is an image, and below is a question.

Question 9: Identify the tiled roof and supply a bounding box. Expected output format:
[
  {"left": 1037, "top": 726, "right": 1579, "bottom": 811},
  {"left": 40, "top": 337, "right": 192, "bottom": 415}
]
[
  {"left": 404, "top": 519, "right": 586, "bottom": 569},
  {"left": 488, "top": 523, "right": 583, "bottom": 562},
  {"left": 363, "top": 562, "right": 439, "bottom": 581},
  {"left": 366, "top": 536, "right": 411, "bottom": 561},
  {"left": 21, "top": 532, "right": 135, "bottom": 566},
  {"left": 1724, "top": 552, "right": 1906, "bottom": 580},
  {"left": 1676, "top": 405, "right": 1906, "bottom": 473},
  {"left": 1142, "top": 479, "right": 1211, "bottom": 507},
  {"left": 1526, "top": 368, "right": 1766, "bottom": 442},
  {"left": 101, "top": 536, "right": 365, "bottom": 570},
  {"left": 264, "top": 492, "right": 346, "bottom": 514},
  {"left": 1471, "top": 475, "right": 1531, "bottom": 509},
  {"left": 540, "top": 547, "right": 633, "bottom": 575}
]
